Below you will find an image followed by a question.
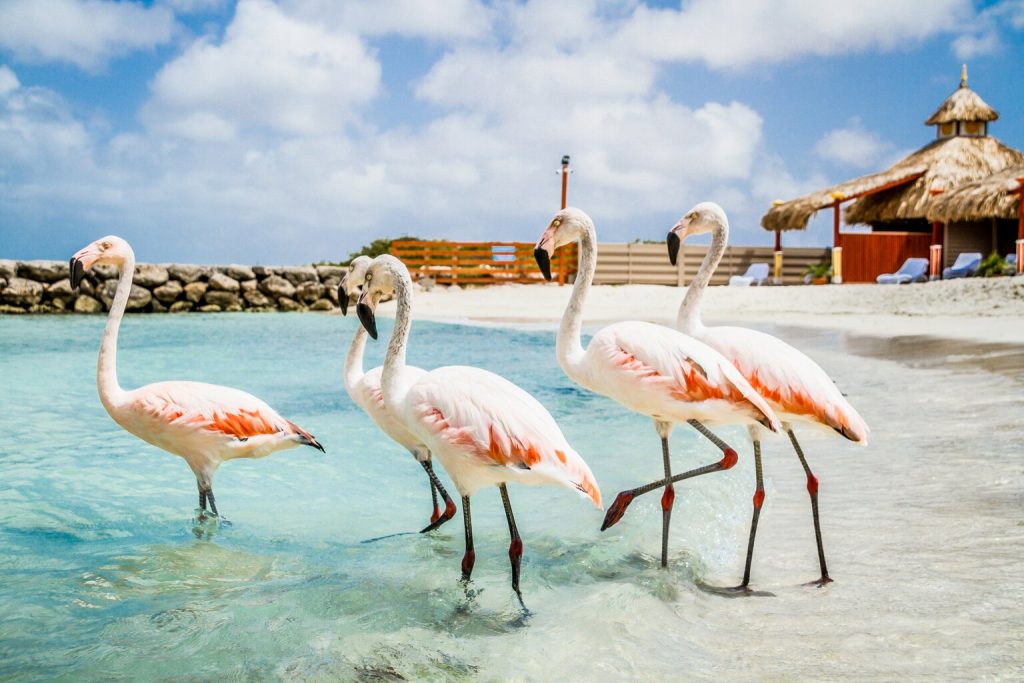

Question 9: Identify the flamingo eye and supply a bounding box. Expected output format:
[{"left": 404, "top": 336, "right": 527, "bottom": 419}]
[
  {"left": 552, "top": 219, "right": 561, "bottom": 228},
  {"left": 100, "top": 241, "right": 112, "bottom": 250}
]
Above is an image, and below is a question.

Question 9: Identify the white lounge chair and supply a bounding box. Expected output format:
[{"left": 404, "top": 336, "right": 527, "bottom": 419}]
[
  {"left": 876, "top": 258, "right": 928, "bottom": 284},
  {"left": 728, "top": 263, "right": 770, "bottom": 287}
]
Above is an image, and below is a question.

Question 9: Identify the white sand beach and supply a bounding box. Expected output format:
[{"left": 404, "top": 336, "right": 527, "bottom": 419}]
[{"left": 380, "top": 277, "right": 1024, "bottom": 345}]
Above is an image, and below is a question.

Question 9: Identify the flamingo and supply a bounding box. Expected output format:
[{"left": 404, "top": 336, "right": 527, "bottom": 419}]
[
  {"left": 534, "top": 207, "right": 782, "bottom": 569},
  {"left": 338, "top": 255, "right": 456, "bottom": 532},
  {"left": 666, "top": 201, "right": 869, "bottom": 589},
  {"left": 354, "top": 254, "right": 601, "bottom": 602},
  {"left": 70, "top": 236, "right": 324, "bottom": 521}
]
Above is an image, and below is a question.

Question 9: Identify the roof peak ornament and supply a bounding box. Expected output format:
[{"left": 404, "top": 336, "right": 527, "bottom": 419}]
[{"left": 960, "top": 63, "right": 968, "bottom": 88}]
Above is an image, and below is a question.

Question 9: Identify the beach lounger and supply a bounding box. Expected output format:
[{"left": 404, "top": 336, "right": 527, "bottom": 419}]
[
  {"left": 1005, "top": 253, "right": 1017, "bottom": 275},
  {"left": 876, "top": 258, "right": 928, "bottom": 284},
  {"left": 942, "top": 252, "right": 982, "bottom": 279},
  {"left": 728, "top": 263, "right": 770, "bottom": 287}
]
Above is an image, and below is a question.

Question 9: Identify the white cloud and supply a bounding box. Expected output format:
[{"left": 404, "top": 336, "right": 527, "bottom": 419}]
[
  {"left": 284, "top": 0, "right": 492, "bottom": 40},
  {"left": 951, "top": 0, "right": 1024, "bottom": 58},
  {"left": 0, "top": 0, "right": 177, "bottom": 71},
  {"left": 159, "top": 0, "right": 230, "bottom": 13},
  {"left": 813, "top": 119, "right": 894, "bottom": 169},
  {"left": 0, "top": 65, "right": 19, "bottom": 95},
  {"left": 615, "top": 0, "right": 972, "bottom": 69},
  {"left": 143, "top": 0, "right": 381, "bottom": 139}
]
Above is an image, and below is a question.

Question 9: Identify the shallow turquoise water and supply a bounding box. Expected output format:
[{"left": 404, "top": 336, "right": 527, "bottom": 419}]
[{"left": 1, "top": 313, "right": 1021, "bottom": 680}]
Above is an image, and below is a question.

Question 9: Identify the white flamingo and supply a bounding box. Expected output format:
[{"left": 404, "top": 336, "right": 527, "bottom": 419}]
[
  {"left": 338, "top": 255, "right": 456, "bottom": 531},
  {"left": 666, "top": 201, "right": 869, "bottom": 588},
  {"left": 534, "top": 207, "right": 782, "bottom": 569},
  {"left": 355, "top": 254, "right": 601, "bottom": 602},
  {"left": 69, "top": 236, "right": 324, "bottom": 521}
]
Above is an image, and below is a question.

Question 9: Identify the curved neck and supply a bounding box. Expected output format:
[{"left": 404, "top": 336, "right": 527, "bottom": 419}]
[
  {"left": 381, "top": 268, "right": 413, "bottom": 413},
  {"left": 557, "top": 225, "right": 594, "bottom": 381},
  {"left": 98, "top": 253, "right": 134, "bottom": 410},
  {"left": 344, "top": 325, "right": 367, "bottom": 394},
  {"left": 678, "top": 221, "right": 727, "bottom": 334}
]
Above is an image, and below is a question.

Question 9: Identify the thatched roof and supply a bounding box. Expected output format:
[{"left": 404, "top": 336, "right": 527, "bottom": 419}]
[
  {"left": 925, "top": 72, "right": 997, "bottom": 124},
  {"left": 927, "top": 165, "right": 1024, "bottom": 222},
  {"left": 762, "top": 136, "right": 1024, "bottom": 231}
]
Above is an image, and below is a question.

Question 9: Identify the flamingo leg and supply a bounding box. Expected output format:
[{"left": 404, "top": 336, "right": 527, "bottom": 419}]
[
  {"left": 430, "top": 478, "right": 440, "bottom": 523},
  {"left": 206, "top": 489, "right": 220, "bottom": 517},
  {"left": 735, "top": 438, "right": 765, "bottom": 590},
  {"left": 602, "top": 420, "right": 738, "bottom": 531},
  {"left": 460, "top": 495, "right": 475, "bottom": 582},
  {"left": 660, "top": 437, "right": 675, "bottom": 568},
  {"left": 788, "top": 429, "right": 832, "bottom": 586},
  {"left": 420, "top": 461, "right": 458, "bottom": 533},
  {"left": 198, "top": 488, "right": 207, "bottom": 511},
  {"left": 498, "top": 484, "right": 526, "bottom": 604}
]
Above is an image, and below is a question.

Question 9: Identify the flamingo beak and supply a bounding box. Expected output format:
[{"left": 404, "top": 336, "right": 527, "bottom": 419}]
[
  {"left": 69, "top": 245, "right": 100, "bottom": 289},
  {"left": 667, "top": 223, "right": 685, "bottom": 266},
  {"left": 356, "top": 291, "right": 377, "bottom": 340},
  {"left": 534, "top": 225, "right": 557, "bottom": 282},
  {"left": 70, "top": 257, "right": 85, "bottom": 289},
  {"left": 338, "top": 278, "right": 349, "bottom": 316}
]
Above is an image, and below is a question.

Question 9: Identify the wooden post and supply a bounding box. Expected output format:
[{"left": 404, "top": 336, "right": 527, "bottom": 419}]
[
  {"left": 930, "top": 220, "right": 943, "bottom": 280},
  {"left": 1017, "top": 178, "right": 1024, "bottom": 275},
  {"left": 773, "top": 229, "right": 782, "bottom": 285},
  {"left": 560, "top": 155, "right": 570, "bottom": 210},
  {"left": 830, "top": 193, "right": 844, "bottom": 284}
]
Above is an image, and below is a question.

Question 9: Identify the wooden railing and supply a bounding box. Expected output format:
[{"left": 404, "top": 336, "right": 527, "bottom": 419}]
[
  {"left": 391, "top": 240, "right": 578, "bottom": 285},
  {"left": 594, "top": 243, "right": 831, "bottom": 286}
]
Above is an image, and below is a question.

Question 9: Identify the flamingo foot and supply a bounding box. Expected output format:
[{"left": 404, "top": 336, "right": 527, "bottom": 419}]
[
  {"left": 420, "top": 498, "right": 457, "bottom": 533},
  {"left": 601, "top": 491, "right": 636, "bottom": 531},
  {"left": 806, "top": 575, "right": 833, "bottom": 588}
]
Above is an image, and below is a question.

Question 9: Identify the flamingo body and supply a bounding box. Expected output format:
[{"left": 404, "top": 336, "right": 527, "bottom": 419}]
[{"left": 348, "top": 365, "right": 430, "bottom": 460}]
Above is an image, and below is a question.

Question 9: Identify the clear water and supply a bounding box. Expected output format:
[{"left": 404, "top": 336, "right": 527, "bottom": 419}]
[{"left": 1, "top": 313, "right": 1021, "bottom": 681}]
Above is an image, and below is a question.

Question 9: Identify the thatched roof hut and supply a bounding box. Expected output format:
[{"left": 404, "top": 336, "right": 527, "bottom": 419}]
[{"left": 927, "top": 165, "right": 1024, "bottom": 223}]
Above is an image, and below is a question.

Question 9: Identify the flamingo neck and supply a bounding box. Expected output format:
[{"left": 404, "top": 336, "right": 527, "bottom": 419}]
[
  {"left": 677, "top": 219, "right": 727, "bottom": 336},
  {"left": 381, "top": 265, "right": 413, "bottom": 414},
  {"left": 557, "top": 222, "right": 595, "bottom": 382},
  {"left": 344, "top": 324, "right": 367, "bottom": 395},
  {"left": 98, "top": 251, "right": 134, "bottom": 411}
]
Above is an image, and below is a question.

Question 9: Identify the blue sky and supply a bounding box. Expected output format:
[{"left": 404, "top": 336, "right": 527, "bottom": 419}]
[{"left": 1, "top": 0, "right": 1023, "bottom": 264}]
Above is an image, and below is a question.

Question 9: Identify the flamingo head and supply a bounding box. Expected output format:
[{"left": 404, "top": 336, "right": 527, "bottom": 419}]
[
  {"left": 667, "top": 201, "right": 727, "bottom": 266},
  {"left": 338, "top": 255, "right": 373, "bottom": 316},
  {"left": 534, "top": 207, "right": 593, "bottom": 281},
  {"left": 356, "top": 254, "right": 409, "bottom": 340},
  {"left": 69, "top": 235, "right": 133, "bottom": 289}
]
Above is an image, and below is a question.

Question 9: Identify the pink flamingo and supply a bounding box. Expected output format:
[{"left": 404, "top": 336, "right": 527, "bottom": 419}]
[
  {"left": 355, "top": 255, "right": 601, "bottom": 602},
  {"left": 338, "top": 256, "right": 456, "bottom": 532},
  {"left": 667, "top": 201, "right": 869, "bottom": 588},
  {"left": 70, "top": 236, "right": 324, "bottom": 520},
  {"left": 534, "top": 207, "right": 782, "bottom": 569}
]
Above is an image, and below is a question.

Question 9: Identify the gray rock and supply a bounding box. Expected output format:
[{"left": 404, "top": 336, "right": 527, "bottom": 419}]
[
  {"left": 150, "top": 299, "right": 167, "bottom": 313},
  {"left": 259, "top": 275, "right": 295, "bottom": 299},
  {"left": 240, "top": 278, "right": 257, "bottom": 293},
  {"left": 243, "top": 289, "right": 271, "bottom": 307},
  {"left": 224, "top": 303, "right": 243, "bottom": 312},
  {"left": 73, "top": 294, "right": 104, "bottom": 313},
  {"left": 277, "top": 297, "right": 301, "bottom": 311},
  {"left": 92, "top": 264, "right": 119, "bottom": 280},
  {"left": 204, "top": 290, "right": 241, "bottom": 308},
  {"left": 280, "top": 266, "right": 318, "bottom": 285},
  {"left": 309, "top": 298, "right": 334, "bottom": 311},
  {"left": 47, "top": 278, "right": 75, "bottom": 302},
  {"left": 322, "top": 277, "right": 341, "bottom": 303},
  {"left": 208, "top": 272, "right": 240, "bottom": 292},
  {"left": 295, "top": 281, "right": 323, "bottom": 304},
  {"left": 225, "top": 264, "right": 255, "bottom": 281},
  {"left": 133, "top": 264, "right": 169, "bottom": 287},
  {"left": 252, "top": 265, "right": 277, "bottom": 278},
  {"left": 0, "top": 277, "right": 6, "bottom": 292},
  {"left": 316, "top": 265, "right": 347, "bottom": 281},
  {"left": 198, "top": 304, "right": 222, "bottom": 313},
  {"left": 99, "top": 279, "right": 151, "bottom": 311},
  {"left": 169, "top": 300, "right": 194, "bottom": 313},
  {"left": 0, "top": 260, "right": 18, "bottom": 280},
  {"left": 0, "top": 304, "right": 27, "bottom": 314},
  {"left": 168, "top": 264, "right": 207, "bottom": 284},
  {"left": 153, "top": 280, "right": 183, "bottom": 304},
  {"left": 50, "top": 298, "right": 67, "bottom": 312},
  {"left": 77, "top": 278, "right": 96, "bottom": 297},
  {"left": 184, "top": 282, "right": 208, "bottom": 303},
  {"left": 18, "top": 260, "right": 68, "bottom": 283},
  {"left": 2, "top": 278, "right": 44, "bottom": 306}
]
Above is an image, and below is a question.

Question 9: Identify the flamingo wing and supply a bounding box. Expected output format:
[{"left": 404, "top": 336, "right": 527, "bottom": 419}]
[
  {"left": 133, "top": 381, "right": 323, "bottom": 449},
  {"left": 591, "top": 321, "right": 781, "bottom": 431},
  {"left": 406, "top": 366, "right": 602, "bottom": 507},
  {"left": 703, "top": 326, "right": 869, "bottom": 443}
]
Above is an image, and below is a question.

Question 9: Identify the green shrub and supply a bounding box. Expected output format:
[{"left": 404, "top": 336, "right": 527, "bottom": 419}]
[{"left": 976, "top": 251, "right": 1007, "bottom": 278}]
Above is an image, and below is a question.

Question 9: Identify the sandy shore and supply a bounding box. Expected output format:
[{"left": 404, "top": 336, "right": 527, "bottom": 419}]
[{"left": 377, "top": 276, "right": 1024, "bottom": 345}]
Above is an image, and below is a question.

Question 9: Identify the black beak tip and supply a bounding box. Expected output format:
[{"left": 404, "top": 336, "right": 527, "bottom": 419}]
[
  {"left": 70, "top": 257, "right": 84, "bottom": 289},
  {"left": 338, "top": 287, "right": 348, "bottom": 316},
  {"left": 667, "top": 232, "right": 680, "bottom": 266},
  {"left": 356, "top": 302, "right": 378, "bottom": 340},
  {"left": 534, "top": 248, "right": 552, "bottom": 282}
]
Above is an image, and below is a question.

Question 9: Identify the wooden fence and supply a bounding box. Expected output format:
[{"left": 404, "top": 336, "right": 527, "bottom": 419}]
[
  {"left": 391, "top": 239, "right": 829, "bottom": 286},
  {"left": 391, "top": 240, "right": 577, "bottom": 285},
  {"left": 594, "top": 243, "right": 830, "bottom": 286},
  {"left": 840, "top": 232, "right": 930, "bottom": 283}
]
